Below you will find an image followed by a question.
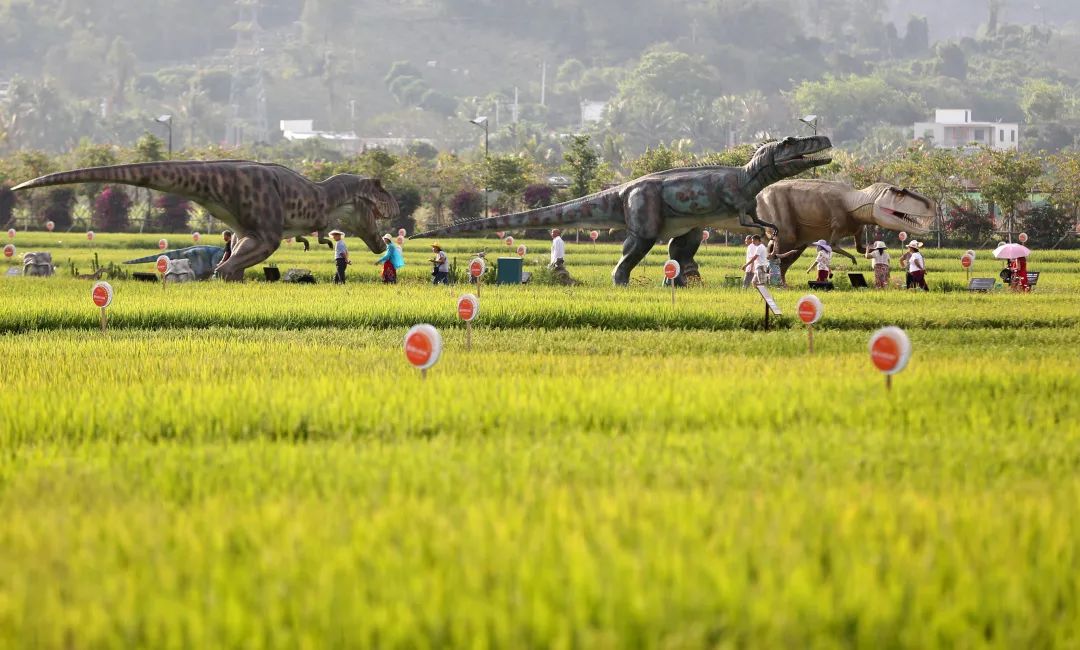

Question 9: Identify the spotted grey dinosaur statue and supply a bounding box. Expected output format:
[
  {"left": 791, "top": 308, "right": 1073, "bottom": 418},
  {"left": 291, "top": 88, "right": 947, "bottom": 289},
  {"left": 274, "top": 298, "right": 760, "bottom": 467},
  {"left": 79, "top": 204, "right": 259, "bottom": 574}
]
[
  {"left": 756, "top": 179, "right": 936, "bottom": 284},
  {"left": 124, "top": 245, "right": 225, "bottom": 280},
  {"left": 12, "top": 160, "right": 399, "bottom": 280},
  {"left": 415, "top": 135, "right": 832, "bottom": 285}
]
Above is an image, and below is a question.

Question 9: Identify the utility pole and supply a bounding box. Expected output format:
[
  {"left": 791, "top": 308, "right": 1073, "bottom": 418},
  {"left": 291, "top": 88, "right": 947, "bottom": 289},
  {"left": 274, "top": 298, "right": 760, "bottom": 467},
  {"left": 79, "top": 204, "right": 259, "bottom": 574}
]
[{"left": 540, "top": 61, "right": 546, "bottom": 107}]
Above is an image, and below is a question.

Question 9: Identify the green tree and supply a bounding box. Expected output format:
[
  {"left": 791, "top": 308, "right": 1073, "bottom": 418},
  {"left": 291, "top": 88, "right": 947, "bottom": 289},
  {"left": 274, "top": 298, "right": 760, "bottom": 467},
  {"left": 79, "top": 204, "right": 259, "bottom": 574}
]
[
  {"left": 560, "top": 135, "right": 600, "bottom": 198},
  {"left": 970, "top": 147, "right": 1044, "bottom": 240},
  {"left": 1020, "top": 80, "right": 1067, "bottom": 123},
  {"left": 486, "top": 155, "right": 536, "bottom": 211}
]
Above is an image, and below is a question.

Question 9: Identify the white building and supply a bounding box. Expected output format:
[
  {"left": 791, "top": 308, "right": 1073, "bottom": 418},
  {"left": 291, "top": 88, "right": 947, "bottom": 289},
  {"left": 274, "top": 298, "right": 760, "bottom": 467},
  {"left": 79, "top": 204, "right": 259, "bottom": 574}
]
[
  {"left": 279, "top": 120, "right": 432, "bottom": 153},
  {"left": 914, "top": 109, "right": 1019, "bottom": 151}
]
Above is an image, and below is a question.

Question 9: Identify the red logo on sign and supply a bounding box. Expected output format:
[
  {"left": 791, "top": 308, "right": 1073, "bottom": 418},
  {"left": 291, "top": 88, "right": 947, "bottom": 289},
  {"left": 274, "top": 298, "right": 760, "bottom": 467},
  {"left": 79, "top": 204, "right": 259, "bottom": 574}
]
[
  {"left": 3, "top": 244, "right": 13, "bottom": 258},
  {"left": 504, "top": 236, "right": 514, "bottom": 247},
  {"left": 871, "top": 336, "right": 901, "bottom": 372},
  {"left": 92, "top": 285, "right": 110, "bottom": 307},
  {"left": 458, "top": 300, "right": 476, "bottom": 321},
  {"left": 589, "top": 230, "right": 599, "bottom": 241},
  {"left": 156, "top": 256, "right": 169, "bottom": 274},
  {"left": 469, "top": 260, "right": 484, "bottom": 278},
  {"left": 404, "top": 331, "right": 433, "bottom": 367},
  {"left": 46, "top": 221, "right": 55, "bottom": 232},
  {"left": 87, "top": 231, "right": 95, "bottom": 240},
  {"left": 961, "top": 255, "right": 972, "bottom": 269},
  {"left": 798, "top": 302, "right": 817, "bottom": 324},
  {"left": 663, "top": 261, "right": 679, "bottom": 280},
  {"left": 702, "top": 230, "right": 711, "bottom": 241}
]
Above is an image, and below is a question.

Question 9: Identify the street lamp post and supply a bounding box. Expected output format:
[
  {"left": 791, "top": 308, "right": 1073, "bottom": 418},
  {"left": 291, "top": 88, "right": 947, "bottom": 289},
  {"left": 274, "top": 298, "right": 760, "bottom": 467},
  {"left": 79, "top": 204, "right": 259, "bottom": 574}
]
[
  {"left": 470, "top": 116, "right": 489, "bottom": 219},
  {"left": 155, "top": 114, "right": 173, "bottom": 159},
  {"left": 799, "top": 114, "right": 819, "bottom": 177}
]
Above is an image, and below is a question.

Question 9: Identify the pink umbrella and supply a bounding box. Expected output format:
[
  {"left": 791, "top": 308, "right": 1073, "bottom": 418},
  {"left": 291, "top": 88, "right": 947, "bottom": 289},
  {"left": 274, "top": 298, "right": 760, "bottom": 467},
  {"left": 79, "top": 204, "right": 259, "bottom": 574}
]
[{"left": 992, "top": 243, "right": 1030, "bottom": 260}]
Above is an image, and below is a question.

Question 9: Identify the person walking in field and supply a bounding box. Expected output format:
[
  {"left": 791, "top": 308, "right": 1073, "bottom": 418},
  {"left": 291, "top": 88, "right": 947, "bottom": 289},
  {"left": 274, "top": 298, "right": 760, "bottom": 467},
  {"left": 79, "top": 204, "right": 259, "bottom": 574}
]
[
  {"left": 741, "top": 235, "right": 755, "bottom": 288},
  {"left": 549, "top": 228, "right": 565, "bottom": 269},
  {"left": 742, "top": 234, "right": 768, "bottom": 285},
  {"left": 765, "top": 228, "right": 785, "bottom": 287},
  {"left": 907, "top": 240, "right": 928, "bottom": 291},
  {"left": 866, "top": 240, "right": 890, "bottom": 289},
  {"left": 805, "top": 239, "right": 832, "bottom": 283},
  {"left": 374, "top": 233, "right": 405, "bottom": 284},
  {"left": 329, "top": 229, "right": 349, "bottom": 284},
  {"left": 221, "top": 230, "right": 234, "bottom": 265},
  {"left": 430, "top": 243, "right": 449, "bottom": 285},
  {"left": 899, "top": 243, "right": 913, "bottom": 288}
]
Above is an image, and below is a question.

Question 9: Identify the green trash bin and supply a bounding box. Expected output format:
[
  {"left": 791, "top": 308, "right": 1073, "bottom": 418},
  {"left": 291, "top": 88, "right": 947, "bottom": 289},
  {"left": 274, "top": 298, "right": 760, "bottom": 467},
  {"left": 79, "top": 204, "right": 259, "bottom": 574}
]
[{"left": 496, "top": 257, "right": 523, "bottom": 284}]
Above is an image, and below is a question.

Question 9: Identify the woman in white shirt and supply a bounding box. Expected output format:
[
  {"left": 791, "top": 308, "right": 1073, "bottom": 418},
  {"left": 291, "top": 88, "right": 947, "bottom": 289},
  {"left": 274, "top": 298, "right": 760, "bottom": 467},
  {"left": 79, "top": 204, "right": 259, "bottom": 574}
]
[
  {"left": 865, "top": 240, "right": 890, "bottom": 288},
  {"left": 805, "top": 239, "right": 832, "bottom": 283},
  {"left": 907, "top": 241, "right": 928, "bottom": 291}
]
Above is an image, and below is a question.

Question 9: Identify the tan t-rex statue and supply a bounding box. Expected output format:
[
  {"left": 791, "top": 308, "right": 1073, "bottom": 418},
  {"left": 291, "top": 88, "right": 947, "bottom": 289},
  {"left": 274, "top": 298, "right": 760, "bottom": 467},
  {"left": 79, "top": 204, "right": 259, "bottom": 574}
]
[
  {"left": 13, "top": 160, "right": 399, "bottom": 280},
  {"left": 756, "top": 179, "right": 936, "bottom": 283}
]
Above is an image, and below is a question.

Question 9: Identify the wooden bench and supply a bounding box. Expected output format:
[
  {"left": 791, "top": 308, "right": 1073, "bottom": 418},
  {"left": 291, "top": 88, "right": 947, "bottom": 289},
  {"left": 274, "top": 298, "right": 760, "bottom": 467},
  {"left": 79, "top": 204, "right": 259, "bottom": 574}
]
[{"left": 968, "top": 278, "right": 996, "bottom": 292}]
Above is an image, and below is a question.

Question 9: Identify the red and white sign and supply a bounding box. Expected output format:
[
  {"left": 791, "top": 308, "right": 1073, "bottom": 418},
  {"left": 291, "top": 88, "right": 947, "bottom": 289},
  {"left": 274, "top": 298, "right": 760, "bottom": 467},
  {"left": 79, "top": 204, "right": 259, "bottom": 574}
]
[
  {"left": 898, "top": 231, "right": 908, "bottom": 242},
  {"left": 45, "top": 221, "right": 55, "bottom": 232},
  {"left": 516, "top": 244, "right": 527, "bottom": 256},
  {"left": 869, "top": 326, "right": 912, "bottom": 376},
  {"left": 589, "top": 230, "right": 599, "bottom": 241},
  {"left": 457, "top": 293, "right": 479, "bottom": 322},
  {"left": 504, "top": 236, "right": 514, "bottom": 247},
  {"left": 796, "top": 294, "right": 823, "bottom": 325},
  {"left": 1018, "top": 232, "right": 1029, "bottom": 244},
  {"left": 86, "top": 231, "right": 95, "bottom": 241},
  {"left": 156, "top": 255, "right": 170, "bottom": 274},
  {"left": 961, "top": 254, "right": 972, "bottom": 269},
  {"left": 663, "top": 259, "right": 681, "bottom": 280},
  {"left": 158, "top": 238, "right": 168, "bottom": 250},
  {"left": 192, "top": 231, "right": 201, "bottom": 243},
  {"left": 702, "top": 230, "right": 711, "bottom": 242},
  {"left": 91, "top": 281, "right": 114, "bottom": 308},
  {"left": 403, "top": 324, "right": 443, "bottom": 370},
  {"left": 396, "top": 235, "right": 405, "bottom": 246},
  {"left": 3, "top": 244, "right": 14, "bottom": 258},
  {"left": 6, "top": 228, "right": 14, "bottom": 239},
  {"left": 469, "top": 257, "right": 486, "bottom": 278},
  {"left": 398, "top": 228, "right": 407, "bottom": 238}
]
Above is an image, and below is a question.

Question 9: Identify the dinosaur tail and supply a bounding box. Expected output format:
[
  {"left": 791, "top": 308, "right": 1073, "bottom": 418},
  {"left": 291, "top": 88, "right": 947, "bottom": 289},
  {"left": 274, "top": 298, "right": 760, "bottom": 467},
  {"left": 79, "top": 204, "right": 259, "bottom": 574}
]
[
  {"left": 412, "top": 191, "right": 623, "bottom": 239},
  {"left": 12, "top": 161, "right": 223, "bottom": 196}
]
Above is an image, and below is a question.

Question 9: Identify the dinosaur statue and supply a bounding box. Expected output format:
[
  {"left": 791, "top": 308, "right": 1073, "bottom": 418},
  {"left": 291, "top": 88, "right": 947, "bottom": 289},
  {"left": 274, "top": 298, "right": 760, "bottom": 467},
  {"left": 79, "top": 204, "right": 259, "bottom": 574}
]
[
  {"left": 164, "top": 259, "right": 196, "bottom": 283},
  {"left": 415, "top": 135, "right": 833, "bottom": 285},
  {"left": 13, "top": 160, "right": 399, "bottom": 280},
  {"left": 124, "top": 245, "right": 225, "bottom": 280},
  {"left": 756, "top": 180, "right": 936, "bottom": 284},
  {"left": 22, "top": 252, "right": 55, "bottom": 277}
]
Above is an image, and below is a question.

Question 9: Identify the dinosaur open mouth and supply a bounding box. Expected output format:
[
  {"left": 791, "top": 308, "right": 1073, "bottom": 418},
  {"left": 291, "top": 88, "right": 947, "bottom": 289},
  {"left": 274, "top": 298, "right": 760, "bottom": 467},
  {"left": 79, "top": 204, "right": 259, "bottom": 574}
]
[
  {"left": 880, "top": 207, "right": 920, "bottom": 224},
  {"left": 784, "top": 147, "right": 833, "bottom": 164}
]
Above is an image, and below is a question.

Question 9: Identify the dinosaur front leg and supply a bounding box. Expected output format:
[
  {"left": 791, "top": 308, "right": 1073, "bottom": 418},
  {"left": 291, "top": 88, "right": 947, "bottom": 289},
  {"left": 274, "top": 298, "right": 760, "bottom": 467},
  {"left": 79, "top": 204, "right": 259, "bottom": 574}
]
[
  {"left": 296, "top": 236, "right": 311, "bottom": 252},
  {"left": 667, "top": 229, "right": 703, "bottom": 286},
  {"left": 739, "top": 204, "right": 775, "bottom": 231},
  {"left": 832, "top": 246, "right": 858, "bottom": 264},
  {"left": 215, "top": 234, "right": 280, "bottom": 282},
  {"left": 318, "top": 232, "right": 334, "bottom": 249}
]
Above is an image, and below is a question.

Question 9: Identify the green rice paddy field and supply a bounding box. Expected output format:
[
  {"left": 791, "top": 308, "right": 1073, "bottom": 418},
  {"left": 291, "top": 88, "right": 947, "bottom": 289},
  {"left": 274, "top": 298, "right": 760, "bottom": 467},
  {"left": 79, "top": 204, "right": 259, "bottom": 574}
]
[{"left": 1, "top": 233, "right": 1079, "bottom": 648}]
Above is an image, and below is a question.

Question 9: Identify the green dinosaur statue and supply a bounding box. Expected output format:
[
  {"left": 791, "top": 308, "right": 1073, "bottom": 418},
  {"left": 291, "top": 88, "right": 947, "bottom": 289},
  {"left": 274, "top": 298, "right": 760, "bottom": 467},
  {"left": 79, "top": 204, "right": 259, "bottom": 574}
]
[
  {"left": 415, "top": 136, "right": 832, "bottom": 285},
  {"left": 756, "top": 179, "right": 936, "bottom": 284},
  {"left": 12, "top": 160, "right": 399, "bottom": 280}
]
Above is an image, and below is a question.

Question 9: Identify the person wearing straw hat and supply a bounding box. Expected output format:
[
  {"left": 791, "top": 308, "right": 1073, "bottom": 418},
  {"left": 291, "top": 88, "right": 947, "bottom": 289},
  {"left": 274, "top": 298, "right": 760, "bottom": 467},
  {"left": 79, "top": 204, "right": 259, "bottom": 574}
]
[
  {"left": 906, "top": 240, "right": 928, "bottom": 291},
  {"left": 329, "top": 229, "right": 349, "bottom": 284},
  {"left": 430, "top": 242, "right": 450, "bottom": 285},
  {"left": 865, "top": 240, "right": 891, "bottom": 289},
  {"left": 374, "top": 233, "right": 405, "bottom": 283},
  {"left": 805, "top": 239, "right": 832, "bottom": 283}
]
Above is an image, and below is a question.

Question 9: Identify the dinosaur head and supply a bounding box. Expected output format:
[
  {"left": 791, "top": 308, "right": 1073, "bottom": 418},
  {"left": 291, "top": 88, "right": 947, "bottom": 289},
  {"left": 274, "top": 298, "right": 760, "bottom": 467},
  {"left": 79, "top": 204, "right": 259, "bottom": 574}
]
[
  {"left": 866, "top": 184, "right": 936, "bottom": 235},
  {"left": 330, "top": 176, "right": 400, "bottom": 253},
  {"left": 749, "top": 136, "right": 833, "bottom": 181}
]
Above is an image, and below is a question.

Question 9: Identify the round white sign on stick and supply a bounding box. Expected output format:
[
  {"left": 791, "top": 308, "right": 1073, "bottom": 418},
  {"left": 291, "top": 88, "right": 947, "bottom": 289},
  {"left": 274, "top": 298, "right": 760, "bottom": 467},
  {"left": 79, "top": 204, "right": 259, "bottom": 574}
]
[
  {"left": 398, "top": 228, "right": 407, "bottom": 238},
  {"left": 504, "top": 236, "right": 514, "bottom": 247},
  {"left": 468, "top": 257, "right": 486, "bottom": 278},
  {"left": 404, "top": 324, "right": 443, "bottom": 372},
  {"left": 457, "top": 293, "right": 479, "bottom": 322},
  {"left": 91, "top": 281, "right": 114, "bottom": 308},
  {"left": 663, "top": 259, "right": 681, "bottom": 280},
  {"left": 158, "top": 238, "right": 168, "bottom": 250},
  {"left": 702, "top": 230, "right": 711, "bottom": 242},
  {"left": 86, "top": 231, "right": 95, "bottom": 241},
  {"left": 898, "top": 231, "right": 908, "bottom": 242},
  {"left": 516, "top": 244, "right": 527, "bottom": 257},
  {"left": 589, "top": 230, "right": 599, "bottom": 241},
  {"left": 6, "top": 228, "right": 15, "bottom": 239},
  {"left": 45, "top": 221, "right": 55, "bottom": 232},
  {"left": 1018, "top": 232, "right": 1029, "bottom": 244},
  {"left": 961, "top": 254, "right": 972, "bottom": 269},
  {"left": 3, "top": 244, "right": 14, "bottom": 258},
  {"left": 192, "top": 231, "right": 201, "bottom": 243},
  {"left": 156, "top": 255, "right": 170, "bottom": 274},
  {"left": 796, "top": 294, "right": 823, "bottom": 325},
  {"left": 869, "top": 327, "right": 912, "bottom": 389}
]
